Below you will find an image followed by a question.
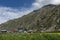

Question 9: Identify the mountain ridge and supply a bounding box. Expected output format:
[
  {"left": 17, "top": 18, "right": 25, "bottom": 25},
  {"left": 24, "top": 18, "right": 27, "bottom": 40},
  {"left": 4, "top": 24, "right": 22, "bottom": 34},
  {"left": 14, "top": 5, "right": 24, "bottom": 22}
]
[{"left": 0, "top": 4, "right": 60, "bottom": 32}]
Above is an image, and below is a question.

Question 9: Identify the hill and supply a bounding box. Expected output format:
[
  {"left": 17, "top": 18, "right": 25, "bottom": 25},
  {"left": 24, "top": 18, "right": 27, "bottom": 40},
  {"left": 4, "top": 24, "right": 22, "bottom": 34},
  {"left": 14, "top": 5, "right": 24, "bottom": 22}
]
[{"left": 0, "top": 4, "right": 60, "bottom": 32}]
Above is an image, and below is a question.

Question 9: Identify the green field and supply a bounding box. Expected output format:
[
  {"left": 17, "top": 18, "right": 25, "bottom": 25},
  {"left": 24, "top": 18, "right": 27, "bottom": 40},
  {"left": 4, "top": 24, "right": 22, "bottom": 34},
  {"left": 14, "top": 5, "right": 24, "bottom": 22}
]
[{"left": 0, "top": 33, "right": 60, "bottom": 40}]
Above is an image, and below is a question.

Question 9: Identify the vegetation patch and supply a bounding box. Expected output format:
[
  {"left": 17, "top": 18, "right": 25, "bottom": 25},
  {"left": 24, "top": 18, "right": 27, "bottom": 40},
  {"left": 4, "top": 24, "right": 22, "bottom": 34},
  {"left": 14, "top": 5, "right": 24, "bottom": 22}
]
[{"left": 0, "top": 33, "right": 60, "bottom": 40}]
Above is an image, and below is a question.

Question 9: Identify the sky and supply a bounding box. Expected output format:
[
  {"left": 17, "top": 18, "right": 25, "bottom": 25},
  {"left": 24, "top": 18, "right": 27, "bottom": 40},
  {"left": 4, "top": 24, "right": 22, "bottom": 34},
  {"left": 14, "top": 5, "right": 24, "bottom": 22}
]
[{"left": 0, "top": 0, "right": 60, "bottom": 24}]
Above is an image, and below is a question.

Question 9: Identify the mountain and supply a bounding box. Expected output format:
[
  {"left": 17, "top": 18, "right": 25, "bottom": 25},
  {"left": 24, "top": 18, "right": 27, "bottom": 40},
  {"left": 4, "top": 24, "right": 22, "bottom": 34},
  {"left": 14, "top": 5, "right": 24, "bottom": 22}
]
[{"left": 0, "top": 4, "right": 60, "bottom": 32}]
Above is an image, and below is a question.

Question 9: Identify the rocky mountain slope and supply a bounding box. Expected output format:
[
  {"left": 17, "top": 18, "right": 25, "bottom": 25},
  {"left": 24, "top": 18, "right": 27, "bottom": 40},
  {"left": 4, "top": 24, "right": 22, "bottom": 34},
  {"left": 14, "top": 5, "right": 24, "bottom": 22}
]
[{"left": 0, "top": 4, "right": 60, "bottom": 32}]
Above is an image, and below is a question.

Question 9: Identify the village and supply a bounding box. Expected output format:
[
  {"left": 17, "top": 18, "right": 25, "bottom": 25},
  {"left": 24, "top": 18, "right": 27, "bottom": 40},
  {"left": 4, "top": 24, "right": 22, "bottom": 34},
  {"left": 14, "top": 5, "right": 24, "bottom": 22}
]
[{"left": 0, "top": 28, "right": 37, "bottom": 33}]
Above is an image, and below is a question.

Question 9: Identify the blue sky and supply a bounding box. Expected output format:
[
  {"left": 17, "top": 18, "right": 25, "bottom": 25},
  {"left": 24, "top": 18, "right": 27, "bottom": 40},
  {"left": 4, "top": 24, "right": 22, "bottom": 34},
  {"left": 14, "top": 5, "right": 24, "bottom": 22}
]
[
  {"left": 0, "top": 0, "right": 60, "bottom": 24},
  {"left": 0, "top": 0, "right": 35, "bottom": 8},
  {"left": 0, "top": 0, "right": 35, "bottom": 24}
]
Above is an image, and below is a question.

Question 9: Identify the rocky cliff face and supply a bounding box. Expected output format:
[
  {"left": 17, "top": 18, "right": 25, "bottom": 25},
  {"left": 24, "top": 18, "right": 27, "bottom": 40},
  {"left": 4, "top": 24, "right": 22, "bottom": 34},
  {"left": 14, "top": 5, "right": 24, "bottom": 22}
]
[{"left": 0, "top": 4, "right": 60, "bottom": 32}]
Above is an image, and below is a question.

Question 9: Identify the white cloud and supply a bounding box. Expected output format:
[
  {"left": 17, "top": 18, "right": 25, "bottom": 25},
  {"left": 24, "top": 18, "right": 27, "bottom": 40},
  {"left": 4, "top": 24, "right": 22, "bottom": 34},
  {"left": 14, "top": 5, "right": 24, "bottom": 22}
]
[
  {"left": 51, "top": 0, "right": 60, "bottom": 5},
  {"left": 0, "top": 7, "right": 33, "bottom": 24},
  {"left": 32, "top": 0, "right": 50, "bottom": 8},
  {"left": 32, "top": 2, "right": 40, "bottom": 8},
  {"left": 32, "top": 0, "right": 60, "bottom": 8}
]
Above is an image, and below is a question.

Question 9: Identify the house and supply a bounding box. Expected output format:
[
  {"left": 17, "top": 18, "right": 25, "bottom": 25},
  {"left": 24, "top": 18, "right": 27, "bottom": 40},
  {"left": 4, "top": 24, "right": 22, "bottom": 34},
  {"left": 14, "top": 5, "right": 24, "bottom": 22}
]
[
  {"left": 0, "top": 30, "right": 7, "bottom": 33},
  {"left": 13, "top": 28, "right": 18, "bottom": 33},
  {"left": 18, "top": 28, "right": 24, "bottom": 33},
  {"left": 28, "top": 30, "right": 33, "bottom": 33},
  {"left": 18, "top": 28, "right": 28, "bottom": 33}
]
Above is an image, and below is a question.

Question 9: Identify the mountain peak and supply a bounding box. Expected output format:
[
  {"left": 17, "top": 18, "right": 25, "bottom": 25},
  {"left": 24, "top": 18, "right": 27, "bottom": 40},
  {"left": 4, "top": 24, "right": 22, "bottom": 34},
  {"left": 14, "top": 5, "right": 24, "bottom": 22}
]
[{"left": 43, "top": 4, "right": 56, "bottom": 7}]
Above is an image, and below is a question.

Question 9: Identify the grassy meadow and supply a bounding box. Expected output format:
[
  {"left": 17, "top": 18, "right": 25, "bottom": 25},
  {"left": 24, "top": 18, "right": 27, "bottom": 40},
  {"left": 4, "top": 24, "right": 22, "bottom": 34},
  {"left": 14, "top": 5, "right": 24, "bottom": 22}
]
[{"left": 0, "top": 33, "right": 60, "bottom": 40}]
